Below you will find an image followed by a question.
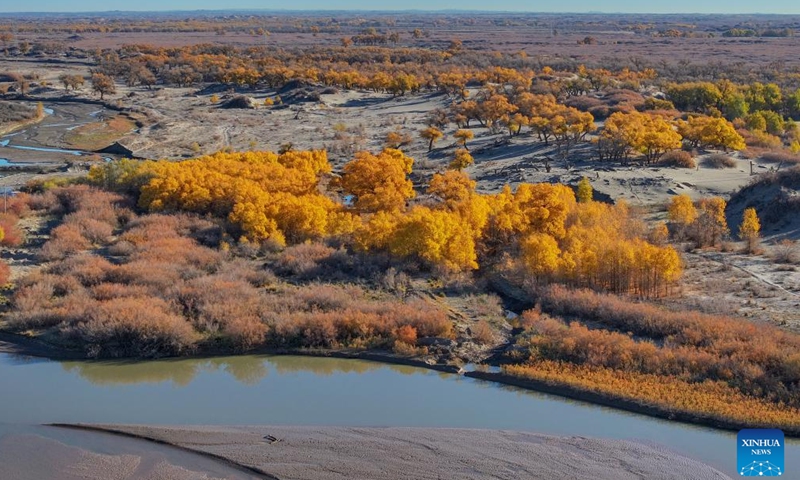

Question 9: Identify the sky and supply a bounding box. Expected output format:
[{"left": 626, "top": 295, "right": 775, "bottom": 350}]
[{"left": 1, "top": 1, "right": 799, "bottom": 14}]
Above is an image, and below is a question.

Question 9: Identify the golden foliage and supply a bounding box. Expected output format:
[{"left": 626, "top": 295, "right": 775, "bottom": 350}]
[
  {"left": 677, "top": 115, "right": 746, "bottom": 151},
  {"left": 740, "top": 207, "right": 761, "bottom": 239},
  {"left": 339, "top": 148, "right": 415, "bottom": 213},
  {"left": 391, "top": 207, "right": 478, "bottom": 271},
  {"left": 505, "top": 361, "right": 800, "bottom": 431},
  {"left": 600, "top": 111, "right": 681, "bottom": 163},
  {"left": 130, "top": 150, "right": 347, "bottom": 245},
  {"left": 740, "top": 208, "right": 761, "bottom": 253},
  {"left": 449, "top": 148, "right": 474, "bottom": 171},
  {"left": 454, "top": 128, "right": 474, "bottom": 148},
  {"left": 420, "top": 126, "right": 443, "bottom": 151},
  {"left": 576, "top": 176, "right": 592, "bottom": 203},
  {"left": 667, "top": 194, "right": 698, "bottom": 225}
]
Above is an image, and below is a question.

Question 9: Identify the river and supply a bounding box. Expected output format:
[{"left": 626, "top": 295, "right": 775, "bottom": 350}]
[{"left": 0, "top": 352, "right": 798, "bottom": 478}]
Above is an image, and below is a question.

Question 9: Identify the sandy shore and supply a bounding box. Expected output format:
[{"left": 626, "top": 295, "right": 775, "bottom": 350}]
[{"left": 42, "top": 424, "right": 732, "bottom": 480}]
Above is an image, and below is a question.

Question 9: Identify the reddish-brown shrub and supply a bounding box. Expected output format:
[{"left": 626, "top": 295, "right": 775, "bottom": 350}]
[
  {"left": 120, "top": 214, "right": 182, "bottom": 245},
  {"left": 471, "top": 320, "right": 495, "bottom": 344},
  {"left": 48, "top": 254, "right": 114, "bottom": 286},
  {"left": 759, "top": 150, "right": 800, "bottom": 164},
  {"left": 221, "top": 315, "right": 268, "bottom": 350},
  {"left": 26, "top": 190, "right": 59, "bottom": 211},
  {"left": 0, "top": 260, "right": 10, "bottom": 285},
  {"left": 659, "top": 150, "right": 696, "bottom": 168},
  {"left": 294, "top": 284, "right": 363, "bottom": 312},
  {"left": 177, "top": 275, "right": 266, "bottom": 332},
  {"left": 564, "top": 96, "right": 604, "bottom": 113},
  {"left": 63, "top": 297, "right": 197, "bottom": 358},
  {"left": 130, "top": 237, "right": 222, "bottom": 272},
  {"left": 376, "top": 299, "right": 453, "bottom": 339},
  {"left": 10, "top": 279, "right": 57, "bottom": 328},
  {"left": 274, "top": 242, "right": 335, "bottom": 276},
  {"left": 107, "top": 240, "right": 136, "bottom": 257},
  {"left": 215, "top": 258, "right": 278, "bottom": 287},
  {"left": 703, "top": 154, "right": 737, "bottom": 169},
  {"left": 109, "top": 260, "right": 185, "bottom": 290},
  {"left": 0, "top": 213, "right": 24, "bottom": 247},
  {"left": 64, "top": 213, "right": 115, "bottom": 245},
  {"left": 90, "top": 282, "right": 153, "bottom": 301},
  {"left": 530, "top": 285, "right": 800, "bottom": 406},
  {"left": 6, "top": 193, "right": 31, "bottom": 218},
  {"left": 394, "top": 325, "right": 417, "bottom": 346},
  {"left": 38, "top": 223, "right": 91, "bottom": 261},
  {"left": 51, "top": 186, "right": 126, "bottom": 222}
]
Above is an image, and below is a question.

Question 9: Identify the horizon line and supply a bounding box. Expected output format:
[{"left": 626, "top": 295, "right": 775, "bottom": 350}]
[{"left": 1, "top": 8, "right": 798, "bottom": 15}]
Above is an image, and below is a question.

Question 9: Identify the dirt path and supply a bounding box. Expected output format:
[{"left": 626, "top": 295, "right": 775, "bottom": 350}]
[{"left": 699, "top": 252, "right": 800, "bottom": 299}]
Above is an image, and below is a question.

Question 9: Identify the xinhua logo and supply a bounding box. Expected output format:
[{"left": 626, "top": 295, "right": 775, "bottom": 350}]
[{"left": 738, "top": 429, "right": 784, "bottom": 476}]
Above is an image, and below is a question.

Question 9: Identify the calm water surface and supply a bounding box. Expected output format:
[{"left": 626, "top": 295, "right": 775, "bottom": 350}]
[{"left": 1, "top": 352, "right": 798, "bottom": 478}]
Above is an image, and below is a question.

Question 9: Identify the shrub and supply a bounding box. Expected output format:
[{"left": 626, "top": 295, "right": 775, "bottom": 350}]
[
  {"left": 394, "top": 324, "right": 418, "bottom": 346},
  {"left": 107, "top": 240, "right": 136, "bottom": 257},
  {"left": 0, "top": 213, "right": 24, "bottom": 247},
  {"left": 90, "top": 282, "right": 153, "bottom": 301},
  {"left": 0, "top": 260, "right": 10, "bottom": 285},
  {"left": 471, "top": 320, "right": 495, "bottom": 344},
  {"left": 64, "top": 297, "right": 197, "bottom": 358},
  {"left": 222, "top": 315, "right": 267, "bottom": 350},
  {"left": 531, "top": 285, "right": 800, "bottom": 405},
  {"left": 773, "top": 239, "right": 798, "bottom": 264},
  {"left": 6, "top": 193, "right": 31, "bottom": 218},
  {"left": 294, "top": 284, "right": 363, "bottom": 312},
  {"left": 47, "top": 253, "right": 114, "bottom": 286},
  {"left": 504, "top": 361, "right": 800, "bottom": 432},
  {"left": 110, "top": 260, "right": 186, "bottom": 290},
  {"left": 659, "top": 150, "right": 696, "bottom": 168},
  {"left": 130, "top": 236, "right": 222, "bottom": 272},
  {"left": 64, "top": 213, "right": 115, "bottom": 245},
  {"left": 759, "top": 151, "right": 800, "bottom": 165},
  {"left": 10, "top": 279, "right": 57, "bottom": 328},
  {"left": 463, "top": 294, "right": 503, "bottom": 319},
  {"left": 703, "top": 154, "right": 737, "bottom": 169},
  {"left": 274, "top": 242, "right": 335, "bottom": 277},
  {"left": 38, "top": 224, "right": 91, "bottom": 261}
]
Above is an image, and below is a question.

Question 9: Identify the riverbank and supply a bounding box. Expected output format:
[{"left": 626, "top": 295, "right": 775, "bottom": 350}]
[
  {"left": 46, "top": 424, "right": 732, "bottom": 480},
  {"left": 2, "top": 332, "right": 798, "bottom": 439},
  {"left": 0, "top": 108, "right": 45, "bottom": 137},
  {"left": 467, "top": 371, "right": 800, "bottom": 437},
  {"left": 0, "top": 331, "right": 461, "bottom": 373}
]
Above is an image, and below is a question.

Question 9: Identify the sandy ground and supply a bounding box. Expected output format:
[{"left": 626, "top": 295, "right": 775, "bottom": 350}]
[
  {"left": 113, "top": 84, "right": 766, "bottom": 207},
  {"left": 0, "top": 425, "right": 257, "bottom": 480},
  {"left": 0, "top": 55, "right": 776, "bottom": 208},
  {"left": 670, "top": 249, "right": 800, "bottom": 330},
  {"left": 27, "top": 424, "right": 730, "bottom": 480}
]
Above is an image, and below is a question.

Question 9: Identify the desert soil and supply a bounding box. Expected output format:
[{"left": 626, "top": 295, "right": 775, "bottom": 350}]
[{"left": 32, "top": 424, "right": 732, "bottom": 480}]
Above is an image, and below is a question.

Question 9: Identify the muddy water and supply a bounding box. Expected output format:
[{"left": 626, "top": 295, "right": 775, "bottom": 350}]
[{"left": 1, "top": 352, "right": 798, "bottom": 477}]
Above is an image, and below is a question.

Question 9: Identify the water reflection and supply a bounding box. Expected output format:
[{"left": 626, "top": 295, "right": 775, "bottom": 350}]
[{"left": 60, "top": 355, "right": 421, "bottom": 386}]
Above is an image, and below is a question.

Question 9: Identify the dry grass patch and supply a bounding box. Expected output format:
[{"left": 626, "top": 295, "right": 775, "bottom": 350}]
[{"left": 64, "top": 115, "right": 136, "bottom": 151}]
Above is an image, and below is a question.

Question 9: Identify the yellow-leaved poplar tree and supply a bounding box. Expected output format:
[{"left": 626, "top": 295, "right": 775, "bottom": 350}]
[
  {"left": 338, "top": 148, "right": 415, "bottom": 213},
  {"left": 739, "top": 207, "right": 761, "bottom": 253},
  {"left": 577, "top": 177, "right": 593, "bottom": 203}
]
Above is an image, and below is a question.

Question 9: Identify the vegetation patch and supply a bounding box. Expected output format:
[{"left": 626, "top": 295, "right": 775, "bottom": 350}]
[{"left": 64, "top": 115, "right": 136, "bottom": 151}]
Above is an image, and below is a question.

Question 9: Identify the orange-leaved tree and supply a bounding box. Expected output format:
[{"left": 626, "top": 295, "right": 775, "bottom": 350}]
[{"left": 338, "top": 148, "right": 415, "bottom": 213}]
